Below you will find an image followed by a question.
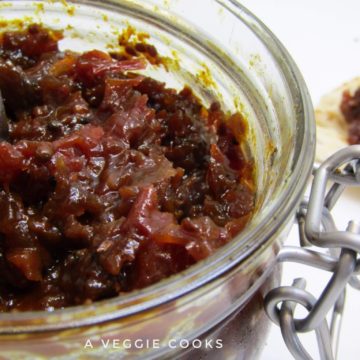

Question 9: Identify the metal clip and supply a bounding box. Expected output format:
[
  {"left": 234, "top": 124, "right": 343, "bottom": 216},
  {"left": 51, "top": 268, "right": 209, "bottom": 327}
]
[{"left": 264, "top": 146, "right": 360, "bottom": 360}]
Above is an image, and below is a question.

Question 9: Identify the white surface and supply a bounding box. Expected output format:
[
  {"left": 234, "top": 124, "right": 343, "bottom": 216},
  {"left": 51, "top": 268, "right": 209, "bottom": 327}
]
[{"left": 239, "top": 1, "right": 360, "bottom": 359}]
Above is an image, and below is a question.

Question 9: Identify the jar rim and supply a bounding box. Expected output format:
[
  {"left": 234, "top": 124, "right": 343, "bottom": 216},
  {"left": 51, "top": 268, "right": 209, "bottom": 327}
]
[{"left": 0, "top": 0, "right": 315, "bottom": 332}]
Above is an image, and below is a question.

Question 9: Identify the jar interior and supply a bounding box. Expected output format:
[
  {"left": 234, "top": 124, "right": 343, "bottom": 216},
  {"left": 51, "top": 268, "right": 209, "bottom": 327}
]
[{"left": 0, "top": 0, "right": 297, "bottom": 216}]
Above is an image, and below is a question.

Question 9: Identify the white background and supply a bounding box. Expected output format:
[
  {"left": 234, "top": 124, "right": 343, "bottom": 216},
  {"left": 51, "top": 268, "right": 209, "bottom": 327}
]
[{"left": 239, "top": 1, "right": 360, "bottom": 359}]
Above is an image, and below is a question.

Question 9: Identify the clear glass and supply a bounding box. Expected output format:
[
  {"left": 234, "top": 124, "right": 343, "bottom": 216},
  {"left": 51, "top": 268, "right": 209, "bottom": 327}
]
[{"left": 0, "top": 0, "right": 315, "bottom": 358}]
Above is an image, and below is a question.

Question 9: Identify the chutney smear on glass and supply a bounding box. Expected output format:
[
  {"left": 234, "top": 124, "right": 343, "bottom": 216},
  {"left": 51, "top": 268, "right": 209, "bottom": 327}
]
[{"left": 0, "top": 24, "right": 255, "bottom": 311}]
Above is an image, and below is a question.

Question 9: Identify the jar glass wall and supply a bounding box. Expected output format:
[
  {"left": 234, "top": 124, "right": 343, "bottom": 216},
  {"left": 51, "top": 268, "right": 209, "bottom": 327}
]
[{"left": 0, "top": 1, "right": 315, "bottom": 358}]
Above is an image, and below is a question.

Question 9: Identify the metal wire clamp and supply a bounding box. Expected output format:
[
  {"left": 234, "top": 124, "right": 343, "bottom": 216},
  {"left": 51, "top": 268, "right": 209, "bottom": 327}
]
[{"left": 264, "top": 145, "right": 360, "bottom": 360}]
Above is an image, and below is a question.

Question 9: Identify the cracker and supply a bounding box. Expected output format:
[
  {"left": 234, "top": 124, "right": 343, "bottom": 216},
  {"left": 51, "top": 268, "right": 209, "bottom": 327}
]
[{"left": 315, "top": 77, "right": 360, "bottom": 163}]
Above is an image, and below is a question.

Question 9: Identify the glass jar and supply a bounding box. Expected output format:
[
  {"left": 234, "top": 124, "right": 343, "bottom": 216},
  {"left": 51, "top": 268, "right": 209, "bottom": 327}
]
[{"left": 0, "top": 0, "right": 315, "bottom": 359}]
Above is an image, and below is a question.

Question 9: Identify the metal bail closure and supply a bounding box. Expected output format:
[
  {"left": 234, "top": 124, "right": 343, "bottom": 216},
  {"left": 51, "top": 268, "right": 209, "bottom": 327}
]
[{"left": 264, "top": 145, "right": 360, "bottom": 360}]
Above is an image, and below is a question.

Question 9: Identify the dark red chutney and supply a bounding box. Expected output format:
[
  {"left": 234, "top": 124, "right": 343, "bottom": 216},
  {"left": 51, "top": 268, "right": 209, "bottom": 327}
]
[
  {"left": 341, "top": 88, "right": 360, "bottom": 144},
  {"left": 0, "top": 25, "right": 255, "bottom": 311}
]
